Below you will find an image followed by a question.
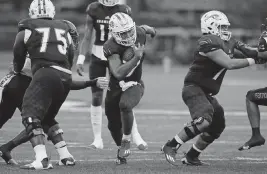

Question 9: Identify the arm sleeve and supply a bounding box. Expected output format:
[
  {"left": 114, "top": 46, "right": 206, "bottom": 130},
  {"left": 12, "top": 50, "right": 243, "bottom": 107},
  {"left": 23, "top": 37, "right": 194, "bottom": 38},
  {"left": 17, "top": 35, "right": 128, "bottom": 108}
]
[
  {"left": 13, "top": 31, "right": 27, "bottom": 73},
  {"left": 234, "top": 40, "right": 258, "bottom": 57},
  {"left": 70, "top": 79, "right": 97, "bottom": 90}
]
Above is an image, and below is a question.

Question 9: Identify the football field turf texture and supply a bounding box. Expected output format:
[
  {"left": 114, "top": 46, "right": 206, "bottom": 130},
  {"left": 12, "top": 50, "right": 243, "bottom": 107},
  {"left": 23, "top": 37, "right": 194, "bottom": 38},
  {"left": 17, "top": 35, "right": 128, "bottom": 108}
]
[{"left": 0, "top": 56, "right": 267, "bottom": 173}]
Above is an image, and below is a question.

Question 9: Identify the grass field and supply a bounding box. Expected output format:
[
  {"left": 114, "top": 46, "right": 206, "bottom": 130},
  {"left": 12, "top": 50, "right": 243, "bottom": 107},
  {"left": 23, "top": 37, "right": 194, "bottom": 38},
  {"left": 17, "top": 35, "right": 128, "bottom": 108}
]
[{"left": 1, "top": 59, "right": 267, "bottom": 173}]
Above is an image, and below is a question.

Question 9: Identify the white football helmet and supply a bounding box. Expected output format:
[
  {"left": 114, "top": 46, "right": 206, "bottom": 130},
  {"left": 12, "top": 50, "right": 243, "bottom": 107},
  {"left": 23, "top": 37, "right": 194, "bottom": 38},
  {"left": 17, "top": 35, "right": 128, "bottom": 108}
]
[
  {"left": 201, "top": 10, "right": 231, "bottom": 41},
  {"left": 29, "top": 0, "right": 55, "bottom": 19},
  {"left": 109, "top": 12, "right": 136, "bottom": 46},
  {"left": 99, "top": 0, "right": 119, "bottom": 6}
]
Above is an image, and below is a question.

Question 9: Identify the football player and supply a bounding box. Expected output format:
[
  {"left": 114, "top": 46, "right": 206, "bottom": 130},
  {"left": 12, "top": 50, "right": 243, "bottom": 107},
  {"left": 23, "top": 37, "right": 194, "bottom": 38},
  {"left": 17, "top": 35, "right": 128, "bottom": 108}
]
[
  {"left": 239, "top": 18, "right": 267, "bottom": 151},
  {"left": 76, "top": 0, "right": 147, "bottom": 150},
  {"left": 0, "top": 59, "right": 108, "bottom": 165},
  {"left": 103, "top": 12, "right": 156, "bottom": 164},
  {"left": 11, "top": 0, "right": 103, "bottom": 170},
  {"left": 162, "top": 10, "right": 266, "bottom": 166}
]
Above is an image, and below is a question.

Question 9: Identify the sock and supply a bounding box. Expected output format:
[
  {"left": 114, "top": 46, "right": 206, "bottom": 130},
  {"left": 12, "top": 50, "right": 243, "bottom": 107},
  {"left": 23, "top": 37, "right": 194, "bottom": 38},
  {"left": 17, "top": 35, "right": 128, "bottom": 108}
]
[
  {"left": 187, "top": 144, "right": 202, "bottom": 158},
  {"left": 110, "top": 130, "right": 123, "bottom": 146},
  {"left": 168, "top": 135, "right": 184, "bottom": 148},
  {"left": 10, "top": 129, "right": 31, "bottom": 150},
  {"left": 122, "top": 134, "right": 131, "bottom": 141},
  {"left": 252, "top": 127, "right": 260, "bottom": 137},
  {"left": 90, "top": 105, "right": 102, "bottom": 141},
  {"left": 131, "top": 114, "right": 144, "bottom": 144},
  {"left": 55, "top": 141, "right": 72, "bottom": 160},
  {"left": 33, "top": 144, "right": 48, "bottom": 161},
  {"left": 4, "top": 141, "right": 16, "bottom": 152}
]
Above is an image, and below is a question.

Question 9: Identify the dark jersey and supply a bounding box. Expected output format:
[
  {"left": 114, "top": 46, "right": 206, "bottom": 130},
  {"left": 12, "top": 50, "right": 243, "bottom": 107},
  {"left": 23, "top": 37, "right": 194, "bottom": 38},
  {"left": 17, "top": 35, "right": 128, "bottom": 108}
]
[
  {"left": 18, "top": 18, "right": 73, "bottom": 73},
  {"left": 103, "top": 26, "right": 146, "bottom": 90},
  {"left": 184, "top": 35, "right": 239, "bottom": 95},
  {"left": 258, "top": 31, "right": 267, "bottom": 52},
  {"left": 86, "top": 2, "right": 131, "bottom": 46}
]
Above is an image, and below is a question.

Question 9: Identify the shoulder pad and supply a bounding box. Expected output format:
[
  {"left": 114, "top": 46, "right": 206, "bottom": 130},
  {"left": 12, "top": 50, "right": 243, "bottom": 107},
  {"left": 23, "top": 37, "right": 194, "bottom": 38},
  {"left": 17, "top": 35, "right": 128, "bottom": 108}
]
[
  {"left": 103, "top": 38, "right": 119, "bottom": 58},
  {"left": 86, "top": 2, "right": 101, "bottom": 17},
  {"left": 117, "top": 4, "right": 132, "bottom": 16},
  {"left": 198, "top": 35, "right": 222, "bottom": 53},
  {"left": 18, "top": 18, "right": 33, "bottom": 32}
]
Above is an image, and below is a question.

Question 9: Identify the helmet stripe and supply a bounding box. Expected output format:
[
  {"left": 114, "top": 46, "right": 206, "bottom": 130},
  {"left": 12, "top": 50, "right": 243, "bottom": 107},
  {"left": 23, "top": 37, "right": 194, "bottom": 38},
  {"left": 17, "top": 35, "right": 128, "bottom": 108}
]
[
  {"left": 43, "top": 0, "right": 46, "bottom": 14},
  {"left": 120, "top": 13, "right": 127, "bottom": 20},
  {"left": 115, "top": 14, "right": 122, "bottom": 22}
]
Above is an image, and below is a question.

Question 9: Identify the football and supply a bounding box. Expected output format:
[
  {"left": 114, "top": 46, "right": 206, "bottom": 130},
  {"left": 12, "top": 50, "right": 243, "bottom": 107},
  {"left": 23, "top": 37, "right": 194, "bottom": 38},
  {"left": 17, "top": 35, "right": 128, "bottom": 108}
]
[{"left": 122, "top": 47, "right": 135, "bottom": 62}]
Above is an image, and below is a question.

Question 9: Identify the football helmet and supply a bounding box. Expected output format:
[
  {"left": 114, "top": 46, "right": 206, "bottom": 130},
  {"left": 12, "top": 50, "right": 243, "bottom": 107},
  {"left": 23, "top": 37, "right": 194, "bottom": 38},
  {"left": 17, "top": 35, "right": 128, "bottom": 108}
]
[
  {"left": 63, "top": 20, "right": 79, "bottom": 50},
  {"left": 29, "top": 0, "right": 55, "bottom": 19},
  {"left": 109, "top": 12, "right": 136, "bottom": 46},
  {"left": 99, "top": 0, "right": 119, "bottom": 6},
  {"left": 201, "top": 10, "right": 231, "bottom": 41}
]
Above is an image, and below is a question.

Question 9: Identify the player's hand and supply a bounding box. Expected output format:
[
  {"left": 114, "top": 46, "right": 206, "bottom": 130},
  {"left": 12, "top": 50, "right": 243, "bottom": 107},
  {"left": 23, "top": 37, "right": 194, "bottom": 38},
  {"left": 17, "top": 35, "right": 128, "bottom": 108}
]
[
  {"left": 96, "top": 77, "right": 109, "bottom": 89},
  {"left": 150, "top": 27, "right": 157, "bottom": 38},
  {"left": 133, "top": 43, "right": 145, "bottom": 58},
  {"left": 76, "top": 64, "right": 84, "bottom": 76}
]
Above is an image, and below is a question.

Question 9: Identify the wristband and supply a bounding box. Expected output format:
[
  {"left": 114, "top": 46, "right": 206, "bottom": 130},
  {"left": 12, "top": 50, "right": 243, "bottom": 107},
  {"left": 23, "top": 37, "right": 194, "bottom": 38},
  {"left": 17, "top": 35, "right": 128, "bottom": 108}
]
[
  {"left": 77, "top": 55, "right": 85, "bottom": 65},
  {"left": 246, "top": 58, "right": 255, "bottom": 66}
]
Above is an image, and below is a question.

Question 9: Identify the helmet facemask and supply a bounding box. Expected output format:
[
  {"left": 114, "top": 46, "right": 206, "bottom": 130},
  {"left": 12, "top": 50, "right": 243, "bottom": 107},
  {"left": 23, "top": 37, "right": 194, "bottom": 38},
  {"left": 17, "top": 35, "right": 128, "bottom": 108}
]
[
  {"left": 112, "top": 25, "right": 136, "bottom": 46},
  {"left": 218, "top": 24, "right": 231, "bottom": 41}
]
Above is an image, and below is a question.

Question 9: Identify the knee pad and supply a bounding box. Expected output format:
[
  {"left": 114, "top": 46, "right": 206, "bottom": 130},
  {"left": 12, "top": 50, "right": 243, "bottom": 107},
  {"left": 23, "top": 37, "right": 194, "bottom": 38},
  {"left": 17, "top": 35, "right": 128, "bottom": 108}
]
[
  {"left": 22, "top": 117, "right": 45, "bottom": 137},
  {"left": 184, "top": 117, "right": 210, "bottom": 139},
  {"left": 46, "top": 124, "right": 63, "bottom": 141}
]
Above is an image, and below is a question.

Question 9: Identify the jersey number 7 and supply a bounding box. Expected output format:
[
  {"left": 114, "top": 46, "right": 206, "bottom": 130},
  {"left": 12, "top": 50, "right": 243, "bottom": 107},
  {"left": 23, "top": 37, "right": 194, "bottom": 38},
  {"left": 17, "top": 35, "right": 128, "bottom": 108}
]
[{"left": 36, "top": 27, "right": 69, "bottom": 55}]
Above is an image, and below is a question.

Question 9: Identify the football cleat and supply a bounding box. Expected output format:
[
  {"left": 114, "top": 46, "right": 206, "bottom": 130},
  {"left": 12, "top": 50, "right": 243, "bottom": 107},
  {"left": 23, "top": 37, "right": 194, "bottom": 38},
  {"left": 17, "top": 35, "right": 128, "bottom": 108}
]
[
  {"left": 132, "top": 133, "right": 148, "bottom": 150},
  {"left": 20, "top": 157, "right": 53, "bottom": 170},
  {"left": 238, "top": 135, "right": 265, "bottom": 151},
  {"left": 118, "top": 140, "right": 131, "bottom": 158},
  {"left": 0, "top": 145, "right": 18, "bottom": 165},
  {"left": 57, "top": 156, "right": 75, "bottom": 166},
  {"left": 116, "top": 149, "right": 127, "bottom": 165},
  {"left": 162, "top": 141, "right": 178, "bottom": 166},
  {"left": 181, "top": 153, "right": 209, "bottom": 166},
  {"left": 88, "top": 139, "right": 104, "bottom": 149}
]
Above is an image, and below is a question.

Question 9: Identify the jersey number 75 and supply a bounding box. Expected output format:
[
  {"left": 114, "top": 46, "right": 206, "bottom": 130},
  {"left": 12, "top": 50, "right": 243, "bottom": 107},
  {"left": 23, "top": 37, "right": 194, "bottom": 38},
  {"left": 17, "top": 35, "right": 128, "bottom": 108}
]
[{"left": 36, "top": 27, "right": 70, "bottom": 55}]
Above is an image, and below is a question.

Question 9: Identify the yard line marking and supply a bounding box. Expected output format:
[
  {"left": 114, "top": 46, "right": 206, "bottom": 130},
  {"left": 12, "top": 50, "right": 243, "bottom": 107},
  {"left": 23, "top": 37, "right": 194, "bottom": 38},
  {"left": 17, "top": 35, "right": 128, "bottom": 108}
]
[
  {"left": 60, "top": 102, "right": 267, "bottom": 116},
  {"left": 1, "top": 157, "right": 266, "bottom": 164}
]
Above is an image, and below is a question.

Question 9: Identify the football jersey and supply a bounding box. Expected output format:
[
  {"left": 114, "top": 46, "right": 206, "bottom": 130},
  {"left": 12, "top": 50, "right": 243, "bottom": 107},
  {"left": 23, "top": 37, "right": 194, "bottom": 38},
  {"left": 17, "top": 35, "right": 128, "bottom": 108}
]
[
  {"left": 258, "top": 31, "right": 267, "bottom": 52},
  {"left": 87, "top": 2, "right": 131, "bottom": 45},
  {"left": 18, "top": 18, "right": 73, "bottom": 73},
  {"left": 184, "top": 34, "right": 239, "bottom": 95},
  {"left": 103, "top": 26, "right": 146, "bottom": 90}
]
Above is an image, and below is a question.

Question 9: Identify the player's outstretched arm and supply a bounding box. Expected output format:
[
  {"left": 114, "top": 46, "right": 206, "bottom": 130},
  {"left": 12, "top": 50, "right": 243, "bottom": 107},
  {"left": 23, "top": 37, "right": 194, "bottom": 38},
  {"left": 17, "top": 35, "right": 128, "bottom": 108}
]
[
  {"left": 77, "top": 15, "right": 94, "bottom": 76},
  {"left": 108, "top": 44, "right": 144, "bottom": 81},
  {"left": 13, "top": 31, "right": 27, "bottom": 74},
  {"left": 140, "top": 25, "right": 156, "bottom": 38},
  {"left": 205, "top": 49, "right": 256, "bottom": 70},
  {"left": 70, "top": 77, "right": 109, "bottom": 90},
  {"left": 235, "top": 40, "right": 258, "bottom": 58}
]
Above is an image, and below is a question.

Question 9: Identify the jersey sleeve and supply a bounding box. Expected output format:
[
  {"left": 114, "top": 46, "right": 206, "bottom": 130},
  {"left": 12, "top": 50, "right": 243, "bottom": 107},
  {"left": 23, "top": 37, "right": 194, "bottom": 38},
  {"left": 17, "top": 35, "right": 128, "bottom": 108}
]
[
  {"left": 103, "top": 40, "right": 113, "bottom": 58},
  {"left": 258, "top": 35, "right": 267, "bottom": 52},
  {"left": 86, "top": 2, "right": 98, "bottom": 18},
  {"left": 18, "top": 18, "right": 32, "bottom": 32},
  {"left": 197, "top": 35, "right": 221, "bottom": 53}
]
